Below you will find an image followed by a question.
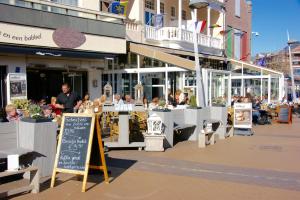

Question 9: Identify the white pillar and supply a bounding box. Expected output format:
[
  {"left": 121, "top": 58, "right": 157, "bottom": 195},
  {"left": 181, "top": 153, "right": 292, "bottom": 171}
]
[
  {"left": 268, "top": 74, "right": 271, "bottom": 103},
  {"left": 260, "top": 69, "right": 263, "bottom": 99},
  {"left": 178, "top": 0, "right": 182, "bottom": 29},
  {"left": 241, "top": 63, "right": 244, "bottom": 96},
  {"left": 207, "top": 7, "right": 211, "bottom": 36},
  {"left": 279, "top": 75, "right": 284, "bottom": 101},
  {"left": 137, "top": 54, "right": 141, "bottom": 84},
  {"left": 165, "top": 63, "right": 168, "bottom": 103},
  {"left": 157, "top": 0, "right": 160, "bottom": 14},
  {"left": 209, "top": 71, "right": 212, "bottom": 106},
  {"left": 112, "top": 60, "right": 115, "bottom": 94},
  {"left": 228, "top": 73, "right": 232, "bottom": 106}
]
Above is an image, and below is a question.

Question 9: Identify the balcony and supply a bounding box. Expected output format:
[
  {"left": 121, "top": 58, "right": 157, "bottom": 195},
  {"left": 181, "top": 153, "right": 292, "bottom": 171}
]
[
  {"left": 0, "top": 0, "right": 125, "bottom": 39},
  {"left": 144, "top": 25, "right": 223, "bottom": 50}
]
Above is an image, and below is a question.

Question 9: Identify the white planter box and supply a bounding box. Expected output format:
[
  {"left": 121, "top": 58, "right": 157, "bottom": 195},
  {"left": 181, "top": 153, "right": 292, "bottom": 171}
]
[{"left": 144, "top": 135, "right": 165, "bottom": 152}]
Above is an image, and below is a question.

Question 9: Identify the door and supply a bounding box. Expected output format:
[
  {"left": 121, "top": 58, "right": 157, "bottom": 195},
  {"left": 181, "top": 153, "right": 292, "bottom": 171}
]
[
  {"left": 0, "top": 66, "right": 7, "bottom": 108},
  {"left": 63, "top": 73, "right": 83, "bottom": 97}
]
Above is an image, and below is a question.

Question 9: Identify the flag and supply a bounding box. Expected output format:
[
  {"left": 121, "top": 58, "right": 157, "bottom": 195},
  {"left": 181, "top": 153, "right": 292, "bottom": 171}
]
[
  {"left": 154, "top": 14, "right": 164, "bottom": 29},
  {"left": 257, "top": 57, "right": 267, "bottom": 67},
  {"left": 120, "top": 0, "right": 128, "bottom": 16},
  {"left": 111, "top": 1, "right": 128, "bottom": 15},
  {"left": 209, "top": 24, "right": 221, "bottom": 28},
  {"left": 196, "top": 20, "right": 206, "bottom": 33}
]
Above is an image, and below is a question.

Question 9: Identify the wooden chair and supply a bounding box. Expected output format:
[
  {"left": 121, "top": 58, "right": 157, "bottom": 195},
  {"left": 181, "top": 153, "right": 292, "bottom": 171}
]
[{"left": 108, "top": 112, "right": 119, "bottom": 142}]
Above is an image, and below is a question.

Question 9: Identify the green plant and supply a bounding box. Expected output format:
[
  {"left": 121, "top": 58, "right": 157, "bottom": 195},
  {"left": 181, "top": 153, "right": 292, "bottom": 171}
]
[
  {"left": 189, "top": 95, "right": 197, "bottom": 108},
  {"left": 158, "top": 100, "right": 166, "bottom": 108},
  {"left": 28, "top": 104, "right": 42, "bottom": 119},
  {"left": 12, "top": 99, "right": 30, "bottom": 110}
]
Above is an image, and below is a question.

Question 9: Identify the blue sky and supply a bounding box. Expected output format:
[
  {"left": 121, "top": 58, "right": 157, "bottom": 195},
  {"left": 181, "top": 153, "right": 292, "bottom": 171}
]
[{"left": 252, "top": 0, "right": 300, "bottom": 55}]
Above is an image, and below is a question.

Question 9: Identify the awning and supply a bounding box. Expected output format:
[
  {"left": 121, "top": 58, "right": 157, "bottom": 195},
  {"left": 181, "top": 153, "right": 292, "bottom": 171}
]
[
  {"left": 0, "top": 44, "right": 117, "bottom": 60},
  {"left": 130, "top": 43, "right": 196, "bottom": 71}
]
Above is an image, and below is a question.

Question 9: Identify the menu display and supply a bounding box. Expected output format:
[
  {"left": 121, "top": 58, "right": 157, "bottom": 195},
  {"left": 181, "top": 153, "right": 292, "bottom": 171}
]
[{"left": 57, "top": 116, "right": 93, "bottom": 171}]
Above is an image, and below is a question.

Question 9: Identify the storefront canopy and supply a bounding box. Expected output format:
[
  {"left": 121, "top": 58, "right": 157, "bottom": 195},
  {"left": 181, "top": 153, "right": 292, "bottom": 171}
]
[
  {"left": 129, "top": 43, "right": 196, "bottom": 71},
  {"left": 0, "top": 44, "right": 117, "bottom": 60}
]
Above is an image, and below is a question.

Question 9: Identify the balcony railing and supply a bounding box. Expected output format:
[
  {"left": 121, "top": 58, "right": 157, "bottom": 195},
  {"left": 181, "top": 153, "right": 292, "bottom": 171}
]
[
  {"left": 0, "top": 0, "right": 125, "bottom": 23},
  {"left": 144, "top": 25, "right": 223, "bottom": 49}
]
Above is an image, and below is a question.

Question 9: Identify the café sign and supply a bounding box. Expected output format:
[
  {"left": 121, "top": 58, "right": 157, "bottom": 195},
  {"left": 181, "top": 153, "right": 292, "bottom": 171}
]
[{"left": 0, "top": 22, "right": 126, "bottom": 54}]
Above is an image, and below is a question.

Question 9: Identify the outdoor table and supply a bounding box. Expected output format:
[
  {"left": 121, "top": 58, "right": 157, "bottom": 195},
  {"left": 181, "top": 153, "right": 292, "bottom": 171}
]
[{"left": 103, "top": 104, "right": 146, "bottom": 149}]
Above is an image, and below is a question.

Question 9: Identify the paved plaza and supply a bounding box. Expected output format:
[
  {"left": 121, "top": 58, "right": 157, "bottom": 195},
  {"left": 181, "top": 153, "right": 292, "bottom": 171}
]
[{"left": 9, "top": 117, "right": 300, "bottom": 200}]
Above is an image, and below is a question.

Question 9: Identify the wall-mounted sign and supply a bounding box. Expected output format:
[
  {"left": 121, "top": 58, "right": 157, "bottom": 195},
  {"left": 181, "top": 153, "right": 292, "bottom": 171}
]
[
  {"left": 0, "top": 22, "right": 126, "bottom": 54},
  {"left": 52, "top": 28, "right": 86, "bottom": 49},
  {"left": 233, "top": 103, "right": 252, "bottom": 129},
  {"left": 7, "top": 73, "right": 27, "bottom": 103}
]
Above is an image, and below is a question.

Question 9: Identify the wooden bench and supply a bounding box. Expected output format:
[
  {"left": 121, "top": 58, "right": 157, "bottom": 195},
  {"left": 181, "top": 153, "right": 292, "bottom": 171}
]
[{"left": 0, "top": 166, "right": 39, "bottom": 198}]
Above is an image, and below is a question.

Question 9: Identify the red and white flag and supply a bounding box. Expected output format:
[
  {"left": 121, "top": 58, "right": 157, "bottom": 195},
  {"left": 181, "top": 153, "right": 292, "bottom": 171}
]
[{"left": 196, "top": 20, "right": 206, "bottom": 33}]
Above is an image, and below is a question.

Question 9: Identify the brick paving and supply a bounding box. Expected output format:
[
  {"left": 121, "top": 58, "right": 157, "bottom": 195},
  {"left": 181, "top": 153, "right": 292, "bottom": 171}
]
[{"left": 10, "top": 117, "right": 300, "bottom": 200}]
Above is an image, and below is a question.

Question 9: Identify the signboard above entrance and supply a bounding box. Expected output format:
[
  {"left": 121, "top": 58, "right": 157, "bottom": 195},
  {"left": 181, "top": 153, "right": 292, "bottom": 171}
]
[{"left": 0, "top": 22, "right": 126, "bottom": 54}]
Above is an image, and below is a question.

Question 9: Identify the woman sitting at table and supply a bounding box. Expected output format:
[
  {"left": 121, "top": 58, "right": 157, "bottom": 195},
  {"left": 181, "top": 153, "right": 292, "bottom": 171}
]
[{"left": 5, "top": 104, "right": 22, "bottom": 122}]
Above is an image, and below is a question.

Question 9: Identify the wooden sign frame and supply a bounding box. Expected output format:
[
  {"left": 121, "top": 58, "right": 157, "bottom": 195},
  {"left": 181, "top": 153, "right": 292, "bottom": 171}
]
[{"left": 51, "top": 113, "right": 109, "bottom": 192}]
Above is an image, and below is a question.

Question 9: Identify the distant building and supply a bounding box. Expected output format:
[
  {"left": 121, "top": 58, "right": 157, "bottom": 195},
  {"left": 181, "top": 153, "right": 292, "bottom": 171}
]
[{"left": 255, "top": 42, "right": 300, "bottom": 97}]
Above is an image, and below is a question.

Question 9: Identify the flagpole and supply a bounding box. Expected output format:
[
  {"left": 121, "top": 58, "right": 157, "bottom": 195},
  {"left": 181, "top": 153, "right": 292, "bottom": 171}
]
[{"left": 287, "top": 30, "right": 297, "bottom": 102}]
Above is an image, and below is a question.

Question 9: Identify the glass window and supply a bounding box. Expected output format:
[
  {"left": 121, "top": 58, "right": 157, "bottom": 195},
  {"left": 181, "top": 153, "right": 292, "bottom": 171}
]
[
  {"left": 294, "top": 68, "right": 300, "bottom": 75},
  {"left": 182, "top": 10, "right": 187, "bottom": 20},
  {"left": 15, "top": 0, "right": 32, "bottom": 8},
  {"left": 51, "top": 0, "right": 78, "bottom": 6},
  {"left": 145, "top": 11, "right": 155, "bottom": 26},
  {"left": 145, "top": 0, "right": 154, "bottom": 10},
  {"left": 171, "top": 6, "right": 176, "bottom": 17},
  {"left": 235, "top": 0, "right": 240, "bottom": 17},
  {"left": 160, "top": 2, "right": 164, "bottom": 14}
]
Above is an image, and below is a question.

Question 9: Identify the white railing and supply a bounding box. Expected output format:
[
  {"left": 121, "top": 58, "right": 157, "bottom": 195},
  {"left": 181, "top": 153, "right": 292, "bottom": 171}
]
[{"left": 144, "top": 26, "right": 223, "bottom": 49}]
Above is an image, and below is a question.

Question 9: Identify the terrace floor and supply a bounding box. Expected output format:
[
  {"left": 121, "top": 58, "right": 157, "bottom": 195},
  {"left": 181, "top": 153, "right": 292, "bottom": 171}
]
[{"left": 10, "top": 117, "right": 300, "bottom": 199}]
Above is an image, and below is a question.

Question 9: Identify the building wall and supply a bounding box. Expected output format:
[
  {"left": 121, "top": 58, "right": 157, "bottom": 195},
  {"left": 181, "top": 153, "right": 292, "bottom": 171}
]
[{"left": 225, "top": 0, "right": 252, "bottom": 61}]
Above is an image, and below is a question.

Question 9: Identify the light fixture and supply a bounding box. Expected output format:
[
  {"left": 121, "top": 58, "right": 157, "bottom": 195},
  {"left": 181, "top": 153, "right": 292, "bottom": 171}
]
[
  {"left": 189, "top": 0, "right": 209, "bottom": 9},
  {"left": 252, "top": 31, "right": 260, "bottom": 37}
]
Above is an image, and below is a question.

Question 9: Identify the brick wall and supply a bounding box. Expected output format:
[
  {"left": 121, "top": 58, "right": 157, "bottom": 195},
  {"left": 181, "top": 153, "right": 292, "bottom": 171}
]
[{"left": 225, "top": 0, "right": 252, "bottom": 61}]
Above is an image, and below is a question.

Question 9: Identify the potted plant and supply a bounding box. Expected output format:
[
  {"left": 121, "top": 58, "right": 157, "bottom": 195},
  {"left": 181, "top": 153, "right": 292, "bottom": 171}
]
[
  {"left": 152, "top": 100, "right": 171, "bottom": 112},
  {"left": 21, "top": 103, "right": 52, "bottom": 123},
  {"left": 12, "top": 99, "right": 30, "bottom": 117}
]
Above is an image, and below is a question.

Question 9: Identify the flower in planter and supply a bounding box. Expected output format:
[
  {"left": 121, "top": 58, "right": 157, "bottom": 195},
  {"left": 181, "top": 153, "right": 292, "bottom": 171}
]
[
  {"left": 28, "top": 104, "right": 43, "bottom": 119},
  {"left": 12, "top": 99, "right": 30, "bottom": 110}
]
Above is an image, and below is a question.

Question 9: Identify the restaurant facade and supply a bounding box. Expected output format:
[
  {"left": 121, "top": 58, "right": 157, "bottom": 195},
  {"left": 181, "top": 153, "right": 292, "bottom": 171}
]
[
  {"left": 0, "top": 0, "right": 126, "bottom": 105},
  {"left": 0, "top": 0, "right": 285, "bottom": 108}
]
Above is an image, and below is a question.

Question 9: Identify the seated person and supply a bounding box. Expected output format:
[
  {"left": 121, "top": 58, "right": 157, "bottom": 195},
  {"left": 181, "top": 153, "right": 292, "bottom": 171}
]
[
  {"left": 5, "top": 104, "right": 22, "bottom": 122},
  {"left": 149, "top": 97, "right": 159, "bottom": 110},
  {"left": 42, "top": 105, "right": 56, "bottom": 119},
  {"left": 124, "top": 95, "right": 134, "bottom": 104},
  {"left": 50, "top": 97, "right": 62, "bottom": 116},
  {"left": 113, "top": 94, "right": 124, "bottom": 105}
]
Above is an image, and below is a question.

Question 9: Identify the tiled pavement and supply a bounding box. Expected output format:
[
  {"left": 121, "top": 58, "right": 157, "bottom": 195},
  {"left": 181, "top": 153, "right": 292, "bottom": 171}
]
[{"left": 11, "top": 116, "right": 300, "bottom": 199}]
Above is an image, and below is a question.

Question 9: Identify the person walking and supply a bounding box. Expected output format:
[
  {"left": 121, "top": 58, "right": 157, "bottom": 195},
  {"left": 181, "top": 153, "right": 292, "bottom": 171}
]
[{"left": 56, "top": 83, "right": 82, "bottom": 113}]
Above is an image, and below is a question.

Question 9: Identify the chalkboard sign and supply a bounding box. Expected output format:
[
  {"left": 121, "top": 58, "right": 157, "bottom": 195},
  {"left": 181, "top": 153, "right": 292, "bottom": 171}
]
[
  {"left": 57, "top": 116, "right": 92, "bottom": 171},
  {"left": 51, "top": 113, "right": 109, "bottom": 192},
  {"left": 278, "top": 106, "right": 291, "bottom": 123}
]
